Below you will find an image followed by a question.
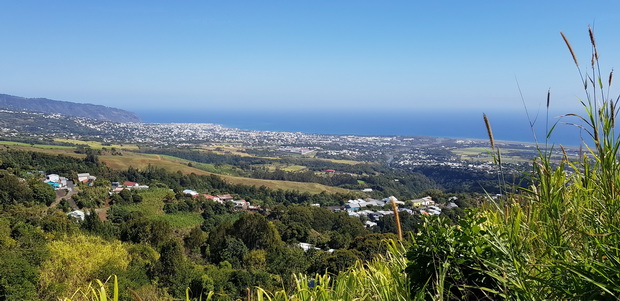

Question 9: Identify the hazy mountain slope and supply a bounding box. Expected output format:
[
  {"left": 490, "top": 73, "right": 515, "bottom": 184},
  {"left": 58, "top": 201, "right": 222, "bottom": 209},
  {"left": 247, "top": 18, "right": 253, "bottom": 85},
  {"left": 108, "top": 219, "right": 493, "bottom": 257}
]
[{"left": 0, "top": 93, "right": 141, "bottom": 122}]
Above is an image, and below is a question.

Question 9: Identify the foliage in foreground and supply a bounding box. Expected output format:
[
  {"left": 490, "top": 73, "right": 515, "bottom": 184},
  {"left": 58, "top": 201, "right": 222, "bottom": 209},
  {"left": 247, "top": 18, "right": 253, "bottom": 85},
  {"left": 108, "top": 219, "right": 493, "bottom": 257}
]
[
  {"left": 68, "top": 240, "right": 410, "bottom": 301},
  {"left": 405, "top": 27, "right": 620, "bottom": 300},
  {"left": 256, "top": 240, "right": 411, "bottom": 301}
]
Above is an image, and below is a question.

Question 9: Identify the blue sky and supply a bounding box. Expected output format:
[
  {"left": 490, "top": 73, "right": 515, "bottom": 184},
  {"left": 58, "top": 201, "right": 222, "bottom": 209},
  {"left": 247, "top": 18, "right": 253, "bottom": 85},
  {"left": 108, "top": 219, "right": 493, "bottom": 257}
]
[{"left": 1, "top": 1, "right": 619, "bottom": 115}]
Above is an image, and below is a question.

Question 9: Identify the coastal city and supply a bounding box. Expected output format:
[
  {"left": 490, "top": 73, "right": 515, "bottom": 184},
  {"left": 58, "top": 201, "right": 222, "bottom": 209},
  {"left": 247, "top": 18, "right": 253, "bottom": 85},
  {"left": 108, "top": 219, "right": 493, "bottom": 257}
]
[{"left": 1, "top": 109, "right": 576, "bottom": 175}]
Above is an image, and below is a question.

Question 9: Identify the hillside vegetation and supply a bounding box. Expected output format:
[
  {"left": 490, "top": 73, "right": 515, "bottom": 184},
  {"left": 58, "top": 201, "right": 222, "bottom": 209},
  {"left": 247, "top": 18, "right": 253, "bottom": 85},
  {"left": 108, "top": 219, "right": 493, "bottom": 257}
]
[
  {"left": 0, "top": 93, "right": 141, "bottom": 122},
  {"left": 0, "top": 142, "right": 351, "bottom": 195}
]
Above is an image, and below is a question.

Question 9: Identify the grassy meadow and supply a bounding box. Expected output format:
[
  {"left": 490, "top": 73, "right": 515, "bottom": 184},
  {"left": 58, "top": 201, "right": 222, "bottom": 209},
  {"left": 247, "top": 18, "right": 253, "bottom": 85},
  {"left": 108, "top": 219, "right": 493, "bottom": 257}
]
[
  {"left": 100, "top": 151, "right": 350, "bottom": 194},
  {"left": 114, "top": 188, "right": 204, "bottom": 229}
]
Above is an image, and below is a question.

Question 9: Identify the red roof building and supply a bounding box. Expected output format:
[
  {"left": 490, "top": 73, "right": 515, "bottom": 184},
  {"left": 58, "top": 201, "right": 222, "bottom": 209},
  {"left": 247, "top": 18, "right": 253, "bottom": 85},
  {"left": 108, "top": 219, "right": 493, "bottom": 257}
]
[{"left": 123, "top": 181, "right": 138, "bottom": 187}]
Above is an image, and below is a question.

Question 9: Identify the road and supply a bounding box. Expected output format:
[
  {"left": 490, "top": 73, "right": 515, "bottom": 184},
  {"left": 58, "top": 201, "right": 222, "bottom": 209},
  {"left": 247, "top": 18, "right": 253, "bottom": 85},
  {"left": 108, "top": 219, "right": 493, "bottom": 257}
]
[{"left": 50, "top": 189, "right": 79, "bottom": 210}]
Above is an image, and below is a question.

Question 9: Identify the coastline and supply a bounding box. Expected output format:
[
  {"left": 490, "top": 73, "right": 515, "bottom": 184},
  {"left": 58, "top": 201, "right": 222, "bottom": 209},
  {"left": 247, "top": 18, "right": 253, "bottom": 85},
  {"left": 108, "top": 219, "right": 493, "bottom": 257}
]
[{"left": 135, "top": 108, "right": 585, "bottom": 147}]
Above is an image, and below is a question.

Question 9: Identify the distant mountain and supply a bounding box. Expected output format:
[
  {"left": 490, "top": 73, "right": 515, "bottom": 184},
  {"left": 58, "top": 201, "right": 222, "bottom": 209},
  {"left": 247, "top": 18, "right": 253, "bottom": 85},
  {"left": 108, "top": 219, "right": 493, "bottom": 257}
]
[{"left": 0, "top": 93, "right": 141, "bottom": 123}]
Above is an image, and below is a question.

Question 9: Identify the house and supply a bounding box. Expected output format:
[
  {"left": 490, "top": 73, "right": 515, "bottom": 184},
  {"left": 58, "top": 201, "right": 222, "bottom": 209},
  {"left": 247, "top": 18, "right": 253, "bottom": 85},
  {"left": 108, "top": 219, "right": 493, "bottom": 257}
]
[
  {"left": 203, "top": 194, "right": 223, "bottom": 203},
  {"left": 58, "top": 177, "right": 68, "bottom": 187},
  {"left": 326, "top": 206, "right": 343, "bottom": 212},
  {"left": 298, "top": 242, "right": 321, "bottom": 252},
  {"left": 364, "top": 198, "right": 385, "bottom": 207},
  {"left": 410, "top": 196, "right": 434, "bottom": 207},
  {"left": 217, "top": 194, "right": 234, "bottom": 202},
  {"left": 183, "top": 189, "right": 199, "bottom": 197},
  {"left": 365, "top": 220, "right": 378, "bottom": 228},
  {"left": 247, "top": 205, "right": 261, "bottom": 211},
  {"left": 46, "top": 174, "right": 60, "bottom": 183},
  {"left": 345, "top": 198, "right": 388, "bottom": 211},
  {"left": 67, "top": 210, "right": 86, "bottom": 221},
  {"left": 232, "top": 200, "right": 249, "bottom": 210},
  {"left": 78, "top": 173, "right": 97, "bottom": 183},
  {"left": 399, "top": 208, "right": 414, "bottom": 214},
  {"left": 45, "top": 174, "right": 68, "bottom": 188},
  {"left": 123, "top": 181, "right": 148, "bottom": 190},
  {"left": 123, "top": 181, "right": 139, "bottom": 187},
  {"left": 384, "top": 196, "right": 405, "bottom": 206},
  {"left": 345, "top": 202, "right": 361, "bottom": 212},
  {"left": 427, "top": 209, "right": 441, "bottom": 215}
]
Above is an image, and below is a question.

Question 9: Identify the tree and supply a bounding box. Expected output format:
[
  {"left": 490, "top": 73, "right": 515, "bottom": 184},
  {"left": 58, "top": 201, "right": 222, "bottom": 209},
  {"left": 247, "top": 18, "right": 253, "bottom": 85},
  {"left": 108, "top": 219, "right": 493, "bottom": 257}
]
[
  {"left": 244, "top": 249, "right": 267, "bottom": 270},
  {"left": 0, "top": 172, "right": 33, "bottom": 205},
  {"left": 267, "top": 246, "right": 310, "bottom": 287},
  {"left": 322, "top": 249, "right": 359, "bottom": 275},
  {"left": 219, "top": 237, "right": 248, "bottom": 268},
  {"left": 30, "top": 180, "right": 56, "bottom": 206},
  {"left": 350, "top": 233, "right": 398, "bottom": 261},
  {"left": 81, "top": 212, "right": 117, "bottom": 239},
  {"left": 156, "top": 240, "right": 184, "bottom": 287},
  {"left": 119, "top": 189, "right": 133, "bottom": 203},
  {"left": 280, "top": 222, "right": 309, "bottom": 243},
  {"left": 184, "top": 226, "right": 207, "bottom": 254},
  {"left": 120, "top": 216, "right": 172, "bottom": 247},
  {"left": 231, "top": 213, "right": 283, "bottom": 251},
  {"left": 0, "top": 250, "right": 38, "bottom": 300},
  {"left": 38, "top": 234, "right": 130, "bottom": 299}
]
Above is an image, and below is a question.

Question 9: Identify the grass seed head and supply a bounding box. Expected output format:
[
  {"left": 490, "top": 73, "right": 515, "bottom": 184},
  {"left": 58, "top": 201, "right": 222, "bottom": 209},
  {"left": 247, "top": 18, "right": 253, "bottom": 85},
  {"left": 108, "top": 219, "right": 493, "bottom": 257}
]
[
  {"left": 589, "top": 25, "right": 599, "bottom": 60},
  {"left": 483, "top": 113, "right": 495, "bottom": 150},
  {"left": 561, "top": 32, "right": 579, "bottom": 67}
]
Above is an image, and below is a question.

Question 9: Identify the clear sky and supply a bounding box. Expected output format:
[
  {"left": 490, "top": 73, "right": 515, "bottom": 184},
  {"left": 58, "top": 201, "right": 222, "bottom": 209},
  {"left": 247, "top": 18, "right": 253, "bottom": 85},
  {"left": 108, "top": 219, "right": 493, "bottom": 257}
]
[{"left": 1, "top": 1, "right": 619, "bottom": 114}]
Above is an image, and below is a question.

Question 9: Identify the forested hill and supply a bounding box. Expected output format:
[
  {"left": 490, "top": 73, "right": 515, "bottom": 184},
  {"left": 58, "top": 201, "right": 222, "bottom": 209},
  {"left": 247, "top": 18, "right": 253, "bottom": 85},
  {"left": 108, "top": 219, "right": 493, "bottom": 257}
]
[{"left": 0, "top": 93, "right": 141, "bottom": 122}]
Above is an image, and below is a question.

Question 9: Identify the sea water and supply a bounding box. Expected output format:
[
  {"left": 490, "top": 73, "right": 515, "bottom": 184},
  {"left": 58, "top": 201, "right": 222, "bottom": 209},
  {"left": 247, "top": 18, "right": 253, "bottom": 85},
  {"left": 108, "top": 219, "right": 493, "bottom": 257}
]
[{"left": 136, "top": 108, "right": 586, "bottom": 147}]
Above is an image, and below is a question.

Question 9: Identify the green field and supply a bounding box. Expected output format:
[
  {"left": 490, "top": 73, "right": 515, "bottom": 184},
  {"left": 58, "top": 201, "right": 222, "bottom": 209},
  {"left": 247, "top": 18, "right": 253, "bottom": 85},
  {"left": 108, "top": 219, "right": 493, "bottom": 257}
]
[
  {"left": 149, "top": 212, "right": 204, "bottom": 228},
  {"left": 0, "top": 140, "right": 75, "bottom": 149},
  {"left": 452, "top": 147, "right": 491, "bottom": 156},
  {"left": 320, "top": 158, "right": 364, "bottom": 165},
  {"left": 116, "top": 188, "right": 203, "bottom": 229},
  {"left": 118, "top": 188, "right": 169, "bottom": 215},
  {"left": 452, "top": 147, "right": 532, "bottom": 163},
  {"left": 258, "top": 163, "right": 308, "bottom": 172},
  {"left": 99, "top": 152, "right": 350, "bottom": 194}
]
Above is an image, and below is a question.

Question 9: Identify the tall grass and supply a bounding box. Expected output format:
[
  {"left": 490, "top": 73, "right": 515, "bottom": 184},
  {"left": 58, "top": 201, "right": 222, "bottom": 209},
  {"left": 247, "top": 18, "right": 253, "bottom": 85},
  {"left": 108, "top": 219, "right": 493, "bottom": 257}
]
[
  {"left": 60, "top": 276, "right": 119, "bottom": 301},
  {"left": 61, "top": 275, "right": 214, "bottom": 301},
  {"left": 256, "top": 240, "right": 414, "bottom": 301},
  {"left": 473, "top": 27, "right": 620, "bottom": 299},
  {"left": 403, "top": 27, "right": 620, "bottom": 300}
]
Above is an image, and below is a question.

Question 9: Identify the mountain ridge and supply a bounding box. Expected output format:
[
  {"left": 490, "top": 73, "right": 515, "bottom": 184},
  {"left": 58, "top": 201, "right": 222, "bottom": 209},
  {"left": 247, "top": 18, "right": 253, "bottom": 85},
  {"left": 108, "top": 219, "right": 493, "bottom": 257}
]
[{"left": 0, "top": 93, "right": 141, "bottom": 122}]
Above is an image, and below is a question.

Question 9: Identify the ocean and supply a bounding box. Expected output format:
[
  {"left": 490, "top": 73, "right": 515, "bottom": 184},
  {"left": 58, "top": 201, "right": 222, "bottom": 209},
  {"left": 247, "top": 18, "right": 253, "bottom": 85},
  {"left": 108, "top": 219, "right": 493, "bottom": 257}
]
[{"left": 135, "top": 108, "right": 587, "bottom": 147}]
